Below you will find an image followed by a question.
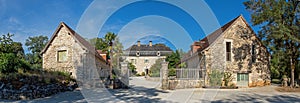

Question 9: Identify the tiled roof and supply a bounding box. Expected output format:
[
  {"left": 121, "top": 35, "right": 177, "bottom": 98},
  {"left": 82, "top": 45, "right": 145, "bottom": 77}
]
[
  {"left": 125, "top": 43, "right": 172, "bottom": 51},
  {"left": 124, "top": 43, "right": 172, "bottom": 56},
  {"left": 196, "top": 15, "right": 240, "bottom": 52},
  {"left": 41, "top": 22, "right": 106, "bottom": 62}
]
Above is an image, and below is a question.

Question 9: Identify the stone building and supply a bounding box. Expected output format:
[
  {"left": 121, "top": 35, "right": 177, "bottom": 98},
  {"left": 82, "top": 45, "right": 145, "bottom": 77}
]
[
  {"left": 123, "top": 41, "right": 173, "bottom": 75},
  {"left": 182, "top": 15, "right": 271, "bottom": 87},
  {"left": 40, "top": 22, "right": 110, "bottom": 80}
]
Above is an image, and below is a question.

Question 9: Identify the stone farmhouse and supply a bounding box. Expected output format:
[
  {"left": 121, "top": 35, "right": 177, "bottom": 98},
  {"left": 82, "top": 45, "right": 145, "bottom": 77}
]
[
  {"left": 182, "top": 15, "right": 271, "bottom": 87},
  {"left": 123, "top": 41, "right": 172, "bottom": 75},
  {"left": 40, "top": 22, "right": 110, "bottom": 80}
]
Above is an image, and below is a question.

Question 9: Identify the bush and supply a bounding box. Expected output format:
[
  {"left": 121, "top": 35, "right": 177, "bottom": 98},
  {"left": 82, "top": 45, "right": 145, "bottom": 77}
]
[
  {"left": 223, "top": 72, "right": 233, "bottom": 87},
  {"left": 168, "top": 68, "right": 176, "bottom": 76},
  {"left": 141, "top": 72, "right": 145, "bottom": 76},
  {"left": 135, "top": 73, "right": 141, "bottom": 76},
  {"left": 209, "top": 69, "right": 223, "bottom": 87},
  {"left": 149, "top": 59, "right": 163, "bottom": 77},
  {"left": 0, "top": 53, "right": 19, "bottom": 74}
]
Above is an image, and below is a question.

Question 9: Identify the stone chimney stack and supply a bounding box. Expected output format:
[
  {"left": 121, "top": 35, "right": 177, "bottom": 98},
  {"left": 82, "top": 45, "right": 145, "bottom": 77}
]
[
  {"left": 137, "top": 41, "right": 141, "bottom": 47},
  {"left": 149, "top": 41, "right": 152, "bottom": 47}
]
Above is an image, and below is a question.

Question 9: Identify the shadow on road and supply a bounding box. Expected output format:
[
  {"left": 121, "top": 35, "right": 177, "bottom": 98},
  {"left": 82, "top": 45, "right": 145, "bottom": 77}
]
[
  {"left": 212, "top": 93, "right": 300, "bottom": 103},
  {"left": 108, "top": 86, "right": 169, "bottom": 103}
]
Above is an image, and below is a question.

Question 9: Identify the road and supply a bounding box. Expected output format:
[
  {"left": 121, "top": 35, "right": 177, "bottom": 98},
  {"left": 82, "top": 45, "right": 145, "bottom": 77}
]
[{"left": 3, "top": 77, "right": 300, "bottom": 103}]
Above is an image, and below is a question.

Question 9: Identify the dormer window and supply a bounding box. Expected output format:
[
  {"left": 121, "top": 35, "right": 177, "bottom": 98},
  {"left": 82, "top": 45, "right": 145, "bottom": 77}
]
[
  {"left": 157, "top": 51, "right": 161, "bottom": 56},
  {"left": 136, "top": 51, "right": 140, "bottom": 56}
]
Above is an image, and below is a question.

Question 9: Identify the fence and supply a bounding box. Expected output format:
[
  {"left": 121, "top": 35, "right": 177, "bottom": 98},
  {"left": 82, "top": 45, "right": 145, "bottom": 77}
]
[
  {"left": 175, "top": 68, "right": 205, "bottom": 80},
  {"left": 99, "top": 68, "right": 110, "bottom": 78}
]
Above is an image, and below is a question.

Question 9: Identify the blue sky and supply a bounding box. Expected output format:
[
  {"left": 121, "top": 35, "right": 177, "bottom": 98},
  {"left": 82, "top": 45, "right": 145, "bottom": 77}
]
[{"left": 0, "top": 0, "right": 258, "bottom": 53}]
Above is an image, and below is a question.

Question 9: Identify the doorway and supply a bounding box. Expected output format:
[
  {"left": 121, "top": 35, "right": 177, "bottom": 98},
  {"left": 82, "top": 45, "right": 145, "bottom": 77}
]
[{"left": 237, "top": 73, "right": 249, "bottom": 87}]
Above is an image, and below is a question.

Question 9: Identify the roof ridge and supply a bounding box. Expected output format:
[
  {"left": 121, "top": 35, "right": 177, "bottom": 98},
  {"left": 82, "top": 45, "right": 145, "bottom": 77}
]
[
  {"left": 41, "top": 22, "right": 106, "bottom": 62},
  {"left": 196, "top": 15, "right": 243, "bottom": 52}
]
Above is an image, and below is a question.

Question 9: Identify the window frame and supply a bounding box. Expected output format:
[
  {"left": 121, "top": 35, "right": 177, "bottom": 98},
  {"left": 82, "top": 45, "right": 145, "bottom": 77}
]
[
  {"left": 57, "top": 50, "right": 67, "bottom": 62},
  {"left": 226, "top": 42, "right": 232, "bottom": 61},
  {"left": 251, "top": 44, "right": 256, "bottom": 63}
]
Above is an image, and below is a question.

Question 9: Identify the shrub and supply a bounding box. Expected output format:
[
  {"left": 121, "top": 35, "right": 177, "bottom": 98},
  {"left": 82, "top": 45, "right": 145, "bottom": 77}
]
[
  {"left": 223, "top": 72, "right": 233, "bottom": 87},
  {"left": 149, "top": 59, "right": 163, "bottom": 77},
  {"left": 209, "top": 69, "right": 223, "bottom": 87},
  {"left": 168, "top": 68, "right": 176, "bottom": 76},
  {"left": 141, "top": 72, "right": 145, "bottom": 76}
]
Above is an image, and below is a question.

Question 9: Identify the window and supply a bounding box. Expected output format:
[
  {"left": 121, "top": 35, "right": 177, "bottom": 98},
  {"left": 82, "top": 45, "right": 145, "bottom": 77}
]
[
  {"left": 131, "top": 59, "right": 136, "bottom": 64},
  {"left": 157, "top": 51, "right": 161, "bottom": 56},
  {"left": 58, "top": 50, "right": 67, "bottom": 62},
  {"left": 136, "top": 51, "right": 140, "bottom": 56},
  {"left": 144, "top": 59, "right": 149, "bottom": 63},
  {"left": 226, "top": 42, "right": 231, "bottom": 61},
  {"left": 251, "top": 44, "right": 256, "bottom": 63}
]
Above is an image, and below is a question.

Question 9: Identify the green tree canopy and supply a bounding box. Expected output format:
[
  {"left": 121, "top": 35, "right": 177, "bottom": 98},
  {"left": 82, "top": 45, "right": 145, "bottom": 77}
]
[
  {"left": 25, "top": 35, "right": 48, "bottom": 69},
  {"left": 0, "top": 33, "right": 29, "bottom": 73},
  {"left": 244, "top": 0, "right": 300, "bottom": 86}
]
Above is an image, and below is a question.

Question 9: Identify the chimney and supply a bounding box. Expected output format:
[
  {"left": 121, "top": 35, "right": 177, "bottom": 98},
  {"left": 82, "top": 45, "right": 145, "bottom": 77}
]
[
  {"left": 137, "top": 41, "right": 141, "bottom": 47},
  {"left": 149, "top": 41, "right": 152, "bottom": 47}
]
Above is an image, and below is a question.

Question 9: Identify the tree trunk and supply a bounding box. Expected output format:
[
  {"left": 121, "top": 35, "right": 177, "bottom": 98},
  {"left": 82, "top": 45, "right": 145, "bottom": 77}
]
[{"left": 290, "top": 58, "right": 295, "bottom": 87}]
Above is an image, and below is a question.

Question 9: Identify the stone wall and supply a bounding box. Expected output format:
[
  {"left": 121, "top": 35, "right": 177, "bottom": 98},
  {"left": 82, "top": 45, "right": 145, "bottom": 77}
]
[
  {"left": 168, "top": 79, "right": 202, "bottom": 89},
  {"left": 204, "top": 17, "right": 270, "bottom": 87},
  {"left": 42, "top": 26, "right": 82, "bottom": 78},
  {"left": 124, "top": 56, "right": 167, "bottom": 75},
  {"left": 42, "top": 25, "right": 109, "bottom": 80}
]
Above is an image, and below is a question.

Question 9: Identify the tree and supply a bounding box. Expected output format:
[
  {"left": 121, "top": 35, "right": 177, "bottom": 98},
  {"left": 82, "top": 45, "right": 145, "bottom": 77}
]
[
  {"left": 166, "top": 50, "right": 185, "bottom": 76},
  {"left": 244, "top": 0, "right": 300, "bottom": 87},
  {"left": 166, "top": 50, "right": 181, "bottom": 69},
  {"left": 25, "top": 36, "right": 48, "bottom": 54},
  {"left": 92, "top": 32, "right": 122, "bottom": 68},
  {"left": 128, "top": 62, "right": 137, "bottom": 76},
  {"left": 0, "top": 33, "right": 28, "bottom": 73},
  {"left": 25, "top": 35, "right": 48, "bottom": 69},
  {"left": 149, "top": 58, "right": 164, "bottom": 77}
]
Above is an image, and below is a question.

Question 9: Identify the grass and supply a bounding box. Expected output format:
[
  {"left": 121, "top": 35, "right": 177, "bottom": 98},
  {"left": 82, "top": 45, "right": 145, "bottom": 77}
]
[{"left": 0, "top": 69, "right": 76, "bottom": 88}]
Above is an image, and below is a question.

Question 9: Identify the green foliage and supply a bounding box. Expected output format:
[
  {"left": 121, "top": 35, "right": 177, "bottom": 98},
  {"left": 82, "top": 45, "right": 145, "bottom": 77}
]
[
  {"left": 25, "top": 35, "right": 48, "bottom": 70},
  {"left": 209, "top": 69, "right": 223, "bottom": 87},
  {"left": 149, "top": 59, "right": 163, "bottom": 77},
  {"left": 0, "top": 53, "right": 19, "bottom": 73},
  {"left": 0, "top": 33, "right": 29, "bottom": 74},
  {"left": 244, "top": 0, "right": 300, "bottom": 86},
  {"left": 165, "top": 50, "right": 187, "bottom": 76},
  {"left": 141, "top": 72, "right": 145, "bottom": 76},
  {"left": 168, "top": 68, "right": 176, "bottom": 77},
  {"left": 223, "top": 72, "right": 233, "bottom": 87},
  {"left": 93, "top": 32, "right": 117, "bottom": 51},
  {"left": 128, "top": 62, "right": 137, "bottom": 75},
  {"left": 25, "top": 36, "right": 48, "bottom": 54},
  {"left": 90, "top": 32, "right": 124, "bottom": 69},
  {"left": 166, "top": 50, "right": 181, "bottom": 69}
]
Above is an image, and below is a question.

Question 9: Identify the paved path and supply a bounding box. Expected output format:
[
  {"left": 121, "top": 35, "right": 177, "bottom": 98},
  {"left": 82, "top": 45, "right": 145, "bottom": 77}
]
[{"left": 2, "top": 77, "right": 300, "bottom": 103}]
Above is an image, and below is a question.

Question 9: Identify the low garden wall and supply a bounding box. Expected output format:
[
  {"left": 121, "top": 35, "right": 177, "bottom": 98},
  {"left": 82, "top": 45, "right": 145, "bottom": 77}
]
[{"left": 168, "top": 79, "right": 203, "bottom": 89}]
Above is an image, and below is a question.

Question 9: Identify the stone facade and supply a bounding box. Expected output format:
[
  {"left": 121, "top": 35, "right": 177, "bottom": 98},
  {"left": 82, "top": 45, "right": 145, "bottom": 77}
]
[
  {"left": 183, "top": 15, "right": 271, "bottom": 87},
  {"left": 124, "top": 56, "right": 167, "bottom": 74},
  {"left": 41, "top": 22, "right": 109, "bottom": 80},
  {"left": 123, "top": 41, "right": 172, "bottom": 75}
]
